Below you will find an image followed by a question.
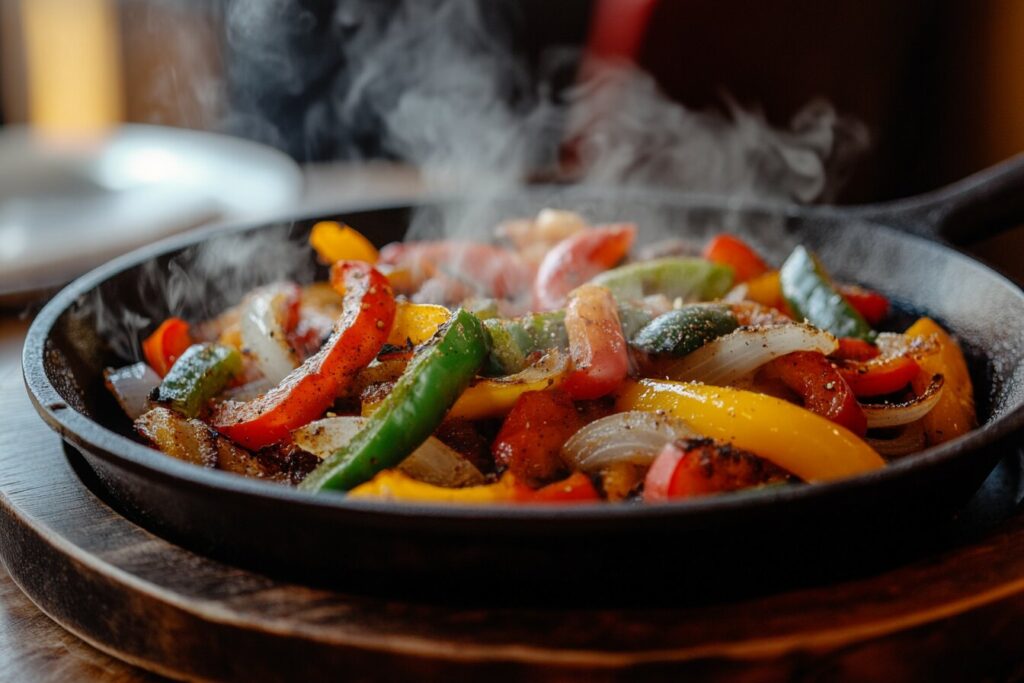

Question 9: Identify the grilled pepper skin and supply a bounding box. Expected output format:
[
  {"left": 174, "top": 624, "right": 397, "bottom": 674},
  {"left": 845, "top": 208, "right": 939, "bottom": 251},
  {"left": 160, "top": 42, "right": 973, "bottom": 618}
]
[
  {"left": 302, "top": 308, "right": 489, "bottom": 493},
  {"left": 780, "top": 245, "right": 875, "bottom": 341},
  {"left": 154, "top": 343, "right": 241, "bottom": 418},
  {"left": 632, "top": 305, "right": 739, "bottom": 356}
]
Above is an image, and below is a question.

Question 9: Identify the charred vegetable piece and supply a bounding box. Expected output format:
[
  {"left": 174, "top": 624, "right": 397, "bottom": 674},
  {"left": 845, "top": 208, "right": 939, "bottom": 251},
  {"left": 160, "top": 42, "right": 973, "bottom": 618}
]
[
  {"left": 491, "top": 389, "right": 582, "bottom": 486},
  {"left": 702, "top": 234, "right": 769, "bottom": 283},
  {"left": 769, "top": 351, "right": 867, "bottom": 436},
  {"left": 644, "top": 438, "right": 790, "bottom": 501},
  {"left": 136, "top": 407, "right": 313, "bottom": 483},
  {"left": 590, "top": 257, "right": 733, "bottom": 303},
  {"left": 905, "top": 317, "right": 977, "bottom": 444},
  {"left": 631, "top": 305, "right": 739, "bottom": 356},
  {"left": 213, "top": 261, "right": 395, "bottom": 450},
  {"left": 837, "top": 352, "right": 920, "bottom": 398},
  {"left": 483, "top": 318, "right": 529, "bottom": 374},
  {"left": 142, "top": 317, "right": 194, "bottom": 377},
  {"left": 301, "top": 308, "right": 489, "bottom": 493},
  {"left": 563, "top": 284, "right": 629, "bottom": 400},
  {"left": 616, "top": 379, "right": 884, "bottom": 482},
  {"left": 780, "top": 245, "right": 875, "bottom": 341},
  {"left": 154, "top": 343, "right": 241, "bottom": 418},
  {"left": 533, "top": 223, "right": 636, "bottom": 311}
]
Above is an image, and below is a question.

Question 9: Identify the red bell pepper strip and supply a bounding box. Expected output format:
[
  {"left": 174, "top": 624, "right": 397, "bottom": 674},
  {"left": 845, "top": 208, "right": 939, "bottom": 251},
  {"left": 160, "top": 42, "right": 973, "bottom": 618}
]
[
  {"left": 770, "top": 351, "right": 867, "bottom": 436},
  {"left": 833, "top": 337, "right": 880, "bottom": 362},
  {"left": 528, "top": 471, "right": 600, "bottom": 503},
  {"left": 838, "top": 284, "right": 889, "bottom": 326},
  {"left": 378, "top": 240, "right": 534, "bottom": 299},
  {"left": 213, "top": 261, "right": 395, "bottom": 449},
  {"left": 532, "top": 223, "right": 636, "bottom": 311},
  {"left": 492, "top": 389, "right": 582, "bottom": 486},
  {"left": 142, "top": 317, "right": 194, "bottom": 377},
  {"left": 644, "top": 438, "right": 788, "bottom": 501},
  {"left": 837, "top": 353, "right": 920, "bottom": 398},
  {"left": 702, "top": 234, "right": 769, "bottom": 283},
  {"left": 562, "top": 284, "right": 629, "bottom": 400}
]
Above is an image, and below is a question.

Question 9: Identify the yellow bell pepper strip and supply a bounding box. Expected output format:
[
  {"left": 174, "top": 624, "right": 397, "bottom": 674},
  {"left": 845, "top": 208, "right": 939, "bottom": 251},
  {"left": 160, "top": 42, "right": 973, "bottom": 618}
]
[
  {"left": 743, "top": 270, "right": 785, "bottom": 309},
  {"left": 349, "top": 470, "right": 600, "bottom": 504},
  {"left": 387, "top": 302, "right": 451, "bottom": 347},
  {"left": 309, "top": 221, "right": 379, "bottom": 264},
  {"left": 447, "top": 351, "right": 569, "bottom": 421},
  {"left": 905, "top": 317, "right": 976, "bottom": 444},
  {"left": 615, "top": 379, "right": 884, "bottom": 482}
]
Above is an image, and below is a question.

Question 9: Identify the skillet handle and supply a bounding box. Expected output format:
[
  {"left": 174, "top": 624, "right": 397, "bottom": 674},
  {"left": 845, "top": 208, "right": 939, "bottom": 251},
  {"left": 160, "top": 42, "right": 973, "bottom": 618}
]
[{"left": 842, "top": 153, "right": 1024, "bottom": 245}]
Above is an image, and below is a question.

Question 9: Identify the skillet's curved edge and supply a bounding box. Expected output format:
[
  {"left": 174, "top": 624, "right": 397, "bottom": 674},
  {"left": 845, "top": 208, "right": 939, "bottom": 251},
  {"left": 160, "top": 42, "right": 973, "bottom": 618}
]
[{"left": 21, "top": 189, "right": 1024, "bottom": 534}]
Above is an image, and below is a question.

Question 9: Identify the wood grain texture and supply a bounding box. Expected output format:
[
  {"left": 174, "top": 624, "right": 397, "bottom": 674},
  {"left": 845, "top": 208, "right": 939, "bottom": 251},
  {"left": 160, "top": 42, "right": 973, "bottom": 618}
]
[{"left": 2, "top": 330, "right": 1024, "bottom": 681}]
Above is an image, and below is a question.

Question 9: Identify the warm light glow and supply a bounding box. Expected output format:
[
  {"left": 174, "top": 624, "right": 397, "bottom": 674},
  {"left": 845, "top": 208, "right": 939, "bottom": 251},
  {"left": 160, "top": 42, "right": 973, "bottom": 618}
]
[{"left": 20, "top": 0, "right": 123, "bottom": 138}]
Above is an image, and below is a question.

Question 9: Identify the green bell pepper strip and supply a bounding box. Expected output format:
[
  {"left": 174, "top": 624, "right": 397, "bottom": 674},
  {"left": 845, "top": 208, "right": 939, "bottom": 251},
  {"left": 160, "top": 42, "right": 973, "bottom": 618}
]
[
  {"left": 481, "top": 306, "right": 654, "bottom": 375},
  {"left": 779, "top": 245, "right": 875, "bottom": 342},
  {"left": 154, "top": 343, "right": 242, "bottom": 418},
  {"left": 590, "top": 257, "right": 734, "bottom": 302},
  {"left": 301, "top": 308, "right": 489, "bottom": 493},
  {"left": 632, "top": 305, "right": 739, "bottom": 356}
]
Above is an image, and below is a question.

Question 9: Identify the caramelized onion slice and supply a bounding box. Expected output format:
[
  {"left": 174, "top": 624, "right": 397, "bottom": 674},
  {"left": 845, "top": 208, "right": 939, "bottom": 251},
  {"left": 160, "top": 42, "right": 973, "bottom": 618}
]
[
  {"left": 241, "top": 284, "right": 300, "bottom": 384},
  {"left": 861, "top": 374, "right": 945, "bottom": 429},
  {"left": 661, "top": 323, "right": 837, "bottom": 385},
  {"left": 561, "top": 410, "right": 698, "bottom": 473}
]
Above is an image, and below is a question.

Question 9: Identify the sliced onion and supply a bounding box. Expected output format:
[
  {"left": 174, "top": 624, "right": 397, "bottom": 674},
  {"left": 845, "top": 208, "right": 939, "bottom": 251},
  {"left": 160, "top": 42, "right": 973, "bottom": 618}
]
[
  {"left": 866, "top": 421, "right": 926, "bottom": 458},
  {"left": 662, "top": 323, "right": 838, "bottom": 385},
  {"left": 292, "top": 417, "right": 485, "bottom": 487},
  {"left": 241, "top": 284, "right": 300, "bottom": 384},
  {"left": 104, "top": 362, "right": 160, "bottom": 420},
  {"left": 561, "top": 410, "right": 698, "bottom": 473},
  {"left": 862, "top": 374, "right": 945, "bottom": 429}
]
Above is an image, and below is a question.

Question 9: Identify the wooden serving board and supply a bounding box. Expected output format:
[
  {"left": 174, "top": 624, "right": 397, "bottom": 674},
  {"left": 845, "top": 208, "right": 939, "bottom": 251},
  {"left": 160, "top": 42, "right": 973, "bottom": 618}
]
[{"left": 2, "top": 364, "right": 1024, "bottom": 682}]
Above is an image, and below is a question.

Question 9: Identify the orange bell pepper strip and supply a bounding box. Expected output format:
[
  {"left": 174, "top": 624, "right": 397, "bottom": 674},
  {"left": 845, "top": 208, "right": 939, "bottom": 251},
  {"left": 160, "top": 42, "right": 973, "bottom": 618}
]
[
  {"left": 142, "top": 317, "right": 193, "bottom": 377},
  {"left": 532, "top": 223, "right": 636, "bottom": 311},
  {"left": 309, "top": 221, "right": 379, "bottom": 264},
  {"left": 702, "top": 234, "right": 769, "bottom": 283},
  {"left": 905, "top": 317, "right": 976, "bottom": 444},
  {"left": 616, "top": 379, "right": 884, "bottom": 482},
  {"left": 213, "top": 261, "right": 395, "bottom": 449}
]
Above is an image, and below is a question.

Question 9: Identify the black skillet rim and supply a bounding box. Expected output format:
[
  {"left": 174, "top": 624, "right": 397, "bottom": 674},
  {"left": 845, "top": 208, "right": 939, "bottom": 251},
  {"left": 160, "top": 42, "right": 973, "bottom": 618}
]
[{"left": 21, "top": 192, "right": 1024, "bottom": 525}]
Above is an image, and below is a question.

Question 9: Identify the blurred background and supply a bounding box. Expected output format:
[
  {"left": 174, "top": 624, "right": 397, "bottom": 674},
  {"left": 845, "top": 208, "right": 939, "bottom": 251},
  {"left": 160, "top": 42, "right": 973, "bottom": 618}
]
[{"left": 1, "top": 0, "right": 1022, "bottom": 298}]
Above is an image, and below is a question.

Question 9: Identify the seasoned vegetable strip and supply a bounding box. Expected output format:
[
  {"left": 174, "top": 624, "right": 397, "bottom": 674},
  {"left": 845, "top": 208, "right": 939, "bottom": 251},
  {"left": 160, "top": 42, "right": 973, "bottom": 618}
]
[
  {"left": 617, "top": 379, "right": 884, "bottom": 481},
  {"left": 154, "top": 343, "right": 241, "bottom": 418},
  {"left": 213, "top": 261, "right": 395, "bottom": 449},
  {"left": 301, "top": 309, "right": 489, "bottom": 493},
  {"left": 905, "top": 317, "right": 976, "bottom": 444},
  {"left": 533, "top": 223, "right": 635, "bottom": 311},
  {"left": 632, "top": 305, "right": 738, "bottom": 356},
  {"left": 780, "top": 245, "right": 875, "bottom": 341},
  {"left": 591, "top": 257, "right": 733, "bottom": 302}
]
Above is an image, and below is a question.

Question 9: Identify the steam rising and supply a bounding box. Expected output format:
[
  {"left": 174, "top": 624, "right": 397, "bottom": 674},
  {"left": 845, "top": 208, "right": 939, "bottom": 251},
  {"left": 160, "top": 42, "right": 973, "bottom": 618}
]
[{"left": 92, "top": 0, "right": 868, "bottom": 360}]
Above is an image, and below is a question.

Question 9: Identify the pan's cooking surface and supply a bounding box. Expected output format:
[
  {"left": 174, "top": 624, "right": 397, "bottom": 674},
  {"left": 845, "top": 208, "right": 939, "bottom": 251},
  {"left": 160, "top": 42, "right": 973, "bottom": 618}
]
[{"left": 21, "top": 186, "right": 1024, "bottom": 589}]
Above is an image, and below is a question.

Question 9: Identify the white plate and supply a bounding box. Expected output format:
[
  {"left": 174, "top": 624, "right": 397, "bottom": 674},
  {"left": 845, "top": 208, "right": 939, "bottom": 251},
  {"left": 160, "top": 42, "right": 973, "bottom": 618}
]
[{"left": 0, "top": 125, "right": 303, "bottom": 297}]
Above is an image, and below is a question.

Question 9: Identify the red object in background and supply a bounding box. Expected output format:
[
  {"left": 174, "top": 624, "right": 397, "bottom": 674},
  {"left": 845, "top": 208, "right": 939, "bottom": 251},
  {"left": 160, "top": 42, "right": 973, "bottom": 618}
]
[
  {"left": 586, "top": 0, "right": 660, "bottom": 62},
  {"left": 838, "top": 284, "right": 890, "bottom": 326}
]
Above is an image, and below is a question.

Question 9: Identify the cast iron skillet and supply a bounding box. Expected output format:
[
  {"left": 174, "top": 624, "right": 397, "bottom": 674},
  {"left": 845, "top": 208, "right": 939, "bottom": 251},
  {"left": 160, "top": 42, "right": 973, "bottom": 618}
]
[{"left": 22, "top": 156, "right": 1024, "bottom": 599}]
